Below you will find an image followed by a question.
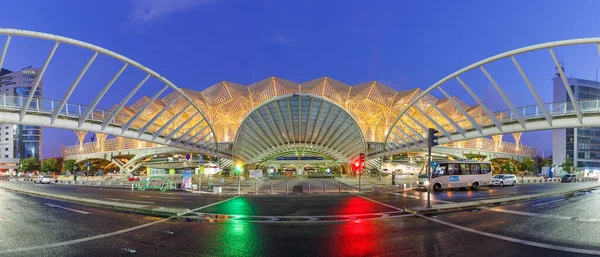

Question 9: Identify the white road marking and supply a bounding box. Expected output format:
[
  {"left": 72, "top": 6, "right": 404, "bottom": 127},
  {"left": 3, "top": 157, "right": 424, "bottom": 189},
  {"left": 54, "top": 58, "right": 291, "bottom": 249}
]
[
  {"left": 44, "top": 203, "right": 90, "bottom": 214},
  {"left": 105, "top": 198, "right": 154, "bottom": 204},
  {"left": 418, "top": 214, "right": 600, "bottom": 255},
  {"left": 0, "top": 196, "right": 240, "bottom": 254},
  {"left": 357, "top": 195, "right": 404, "bottom": 211},
  {"left": 531, "top": 198, "right": 566, "bottom": 207},
  {"left": 480, "top": 207, "right": 600, "bottom": 222},
  {"left": 137, "top": 196, "right": 181, "bottom": 200}
]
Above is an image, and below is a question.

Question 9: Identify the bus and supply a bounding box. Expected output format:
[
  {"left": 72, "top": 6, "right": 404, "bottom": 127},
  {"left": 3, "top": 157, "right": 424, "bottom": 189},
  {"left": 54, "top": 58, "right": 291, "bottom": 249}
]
[{"left": 417, "top": 161, "right": 493, "bottom": 191}]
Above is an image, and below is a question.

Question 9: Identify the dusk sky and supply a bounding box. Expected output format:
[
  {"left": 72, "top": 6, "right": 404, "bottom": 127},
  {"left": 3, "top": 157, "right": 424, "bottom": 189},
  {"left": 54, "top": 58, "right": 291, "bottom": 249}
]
[{"left": 3, "top": 0, "right": 600, "bottom": 158}]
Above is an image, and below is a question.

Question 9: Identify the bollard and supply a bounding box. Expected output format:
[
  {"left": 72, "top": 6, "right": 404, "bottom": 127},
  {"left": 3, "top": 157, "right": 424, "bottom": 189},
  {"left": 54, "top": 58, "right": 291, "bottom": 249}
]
[
  {"left": 308, "top": 182, "right": 311, "bottom": 194},
  {"left": 131, "top": 183, "right": 134, "bottom": 191},
  {"left": 270, "top": 181, "right": 273, "bottom": 195},
  {"left": 286, "top": 180, "right": 289, "bottom": 195},
  {"left": 339, "top": 181, "right": 342, "bottom": 193},
  {"left": 323, "top": 181, "right": 326, "bottom": 194}
]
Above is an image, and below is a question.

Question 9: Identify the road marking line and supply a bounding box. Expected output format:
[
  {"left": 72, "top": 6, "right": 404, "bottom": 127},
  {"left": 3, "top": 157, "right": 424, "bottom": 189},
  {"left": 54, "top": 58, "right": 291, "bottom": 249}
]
[
  {"left": 418, "top": 214, "right": 600, "bottom": 255},
  {"left": 0, "top": 196, "right": 240, "bottom": 254},
  {"left": 44, "top": 203, "right": 90, "bottom": 214},
  {"left": 532, "top": 198, "right": 566, "bottom": 207},
  {"left": 105, "top": 198, "right": 154, "bottom": 204},
  {"left": 357, "top": 195, "right": 404, "bottom": 211},
  {"left": 481, "top": 207, "right": 600, "bottom": 222},
  {"left": 137, "top": 196, "right": 181, "bottom": 200}
]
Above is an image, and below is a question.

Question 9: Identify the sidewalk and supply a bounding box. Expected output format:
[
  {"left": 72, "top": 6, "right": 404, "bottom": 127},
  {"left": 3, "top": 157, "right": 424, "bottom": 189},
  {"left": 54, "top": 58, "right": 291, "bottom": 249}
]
[{"left": 406, "top": 181, "right": 600, "bottom": 214}]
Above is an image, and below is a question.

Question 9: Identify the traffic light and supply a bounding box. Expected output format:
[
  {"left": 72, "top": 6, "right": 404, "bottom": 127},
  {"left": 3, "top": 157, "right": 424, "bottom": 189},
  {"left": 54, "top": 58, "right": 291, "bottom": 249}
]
[
  {"left": 427, "top": 128, "right": 439, "bottom": 148},
  {"left": 359, "top": 153, "right": 365, "bottom": 168},
  {"left": 235, "top": 163, "right": 243, "bottom": 174}
]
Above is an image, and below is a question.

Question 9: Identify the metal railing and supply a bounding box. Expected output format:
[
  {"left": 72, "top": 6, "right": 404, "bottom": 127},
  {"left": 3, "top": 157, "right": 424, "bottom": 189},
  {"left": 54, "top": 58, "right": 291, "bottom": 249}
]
[{"left": 0, "top": 93, "right": 213, "bottom": 149}]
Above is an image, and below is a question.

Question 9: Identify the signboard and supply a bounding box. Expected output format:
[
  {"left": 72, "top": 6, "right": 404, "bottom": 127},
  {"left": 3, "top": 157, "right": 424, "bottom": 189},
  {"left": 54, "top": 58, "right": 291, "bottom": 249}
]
[
  {"left": 149, "top": 168, "right": 166, "bottom": 175},
  {"left": 204, "top": 163, "right": 220, "bottom": 175},
  {"left": 199, "top": 154, "right": 203, "bottom": 165},
  {"left": 449, "top": 175, "right": 460, "bottom": 182},
  {"left": 275, "top": 156, "right": 324, "bottom": 161},
  {"left": 249, "top": 170, "right": 263, "bottom": 178},
  {"left": 185, "top": 154, "right": 190, "bottom": 161},
  {"left": 182, "top": 170, "right": 193, "bottom": 189}
]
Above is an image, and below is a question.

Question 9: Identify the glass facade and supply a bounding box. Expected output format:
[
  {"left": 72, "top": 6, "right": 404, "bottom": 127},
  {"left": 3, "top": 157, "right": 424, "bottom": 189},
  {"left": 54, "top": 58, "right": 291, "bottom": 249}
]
[
  {"left": 13, "top": 82, "right": 42, "bottom": 161},
  {"left": 569, "top": 82, "right": 600, "bottom": 169}
]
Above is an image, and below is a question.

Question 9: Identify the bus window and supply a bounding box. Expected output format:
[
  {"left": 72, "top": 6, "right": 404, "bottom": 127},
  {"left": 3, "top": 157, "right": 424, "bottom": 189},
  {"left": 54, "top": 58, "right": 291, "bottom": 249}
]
[
  {"left": 432, "top": 164, "right": 447, "bottom": 178},
  {"left": 480, "top": 163, "right": 491, "bottom": 174},
  {"left": 472, "top": 164, "right": 481, "bottom": 174},
  {"left": 448, "top": 163, "right": 460, "bottom": 175},
  {"left": 459, "top": 164, "right": 471, "bottom": 175}
]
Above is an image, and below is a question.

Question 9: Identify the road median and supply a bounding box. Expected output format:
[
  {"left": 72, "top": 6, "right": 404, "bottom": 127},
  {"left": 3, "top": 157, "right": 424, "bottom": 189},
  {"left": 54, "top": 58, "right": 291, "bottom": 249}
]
[
  {"left": 405, "top": 182, "right": 600, "bottom": 215},
  {"left": 0, "top": 184, "right": 189, "bottom": 217}
]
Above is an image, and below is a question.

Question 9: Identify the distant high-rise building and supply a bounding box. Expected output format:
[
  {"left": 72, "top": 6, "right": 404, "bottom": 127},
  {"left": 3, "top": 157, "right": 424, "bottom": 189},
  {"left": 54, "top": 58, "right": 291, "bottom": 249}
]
[
  {"left": 0, "top": 67, "right": 42, "bottom": 173},
  {"left": 552, "top": 76, "right": 600, "bottom": 175}
]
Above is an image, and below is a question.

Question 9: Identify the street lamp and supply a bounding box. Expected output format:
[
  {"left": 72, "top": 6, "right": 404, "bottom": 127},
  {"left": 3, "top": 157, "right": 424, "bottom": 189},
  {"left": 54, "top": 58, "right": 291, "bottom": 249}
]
[{"left": 235, "top": 163, "right": 243, "bottom": 195}]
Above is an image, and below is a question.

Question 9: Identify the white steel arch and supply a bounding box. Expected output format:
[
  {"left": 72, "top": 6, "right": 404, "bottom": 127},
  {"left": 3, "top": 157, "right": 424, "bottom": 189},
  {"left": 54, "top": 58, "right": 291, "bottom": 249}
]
[
  {"left": 384, "top": 38, "right": 600, "bottom": 157},
  {"left": 232, "top": 93, "right": 367, "bottom": 164},
  {"left": 0, "top": 28, "right": 219, "bottom": 155}
]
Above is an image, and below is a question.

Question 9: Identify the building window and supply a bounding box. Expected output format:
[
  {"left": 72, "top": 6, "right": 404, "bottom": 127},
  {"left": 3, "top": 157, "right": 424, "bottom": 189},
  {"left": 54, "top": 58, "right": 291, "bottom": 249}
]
[
  {"left": 4, "top": 132, "right": 7, "bottom": 135},
  {"left": 4, "top": 148, "right": 7, "bottom": 151},
  {"left": 4, "top": 138, "right": 7, "bottom": 141},
  {"left": 4, "top": 155, "right": 7, "bottom": 158}
]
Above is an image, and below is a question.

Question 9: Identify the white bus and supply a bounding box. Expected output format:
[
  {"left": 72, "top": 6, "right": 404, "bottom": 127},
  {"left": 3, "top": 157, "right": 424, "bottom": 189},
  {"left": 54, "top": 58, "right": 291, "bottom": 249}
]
[{"left": 417, "top": 161, "right": 493, "bottom": 191}]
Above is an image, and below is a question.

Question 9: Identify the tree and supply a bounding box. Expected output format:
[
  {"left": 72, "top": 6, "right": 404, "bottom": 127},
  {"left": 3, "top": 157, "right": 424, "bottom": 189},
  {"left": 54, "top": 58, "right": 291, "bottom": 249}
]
[
  {"left": 41, "top": 158, "right": 60, "bottom": 174},
  {"left": 20, "top": 158, "right": 41, "bottom": 172},
  {"left": 559, "top": 157, "right": 574, "bottom": 174},
  {"left": 499, "top": 162, "right": 514, "bottom": 174},
  {"left": 518, "top": 157, "right": 534, "bottom": 174},
  {"left": 63, "top": 160, "right": 76, "bottom": 172}
]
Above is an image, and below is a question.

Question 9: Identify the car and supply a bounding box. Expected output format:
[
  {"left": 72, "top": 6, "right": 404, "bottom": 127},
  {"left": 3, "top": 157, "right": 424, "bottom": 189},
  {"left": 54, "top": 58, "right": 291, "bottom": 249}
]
[
  {"left": 561, "top": 174, "right": 577, "bottom": 183},
  {"left": 33, "top": 175, "right": 52, "bottom": 184},
  {"left": 491, "top": 174, "right": 517, "bottom": 187}
]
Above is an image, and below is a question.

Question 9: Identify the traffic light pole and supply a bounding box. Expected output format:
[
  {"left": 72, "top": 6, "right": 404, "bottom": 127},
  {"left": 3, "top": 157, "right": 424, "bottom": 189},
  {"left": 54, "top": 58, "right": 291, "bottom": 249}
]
[
  {"left": 426, "top": 128, "right": 438, "bottom": 209},
  {"left": 427, "top": 145, "right": 432, "bottom": 209}
]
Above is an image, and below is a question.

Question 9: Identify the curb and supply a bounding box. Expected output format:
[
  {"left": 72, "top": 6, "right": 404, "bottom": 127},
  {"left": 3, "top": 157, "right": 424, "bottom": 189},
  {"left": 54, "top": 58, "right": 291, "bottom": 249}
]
[
  {"left": 0, "top": 185, "right": 189, "bottom": 218},
  {"left": 406, "top": 183, "right": 600, "bottom": 215}
]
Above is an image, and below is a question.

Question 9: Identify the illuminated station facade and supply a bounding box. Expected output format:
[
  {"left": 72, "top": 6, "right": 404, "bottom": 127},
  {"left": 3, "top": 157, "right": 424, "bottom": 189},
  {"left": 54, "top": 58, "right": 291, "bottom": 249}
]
[{"left": 62, "top": 76, "right": 536, "bottom": 176}]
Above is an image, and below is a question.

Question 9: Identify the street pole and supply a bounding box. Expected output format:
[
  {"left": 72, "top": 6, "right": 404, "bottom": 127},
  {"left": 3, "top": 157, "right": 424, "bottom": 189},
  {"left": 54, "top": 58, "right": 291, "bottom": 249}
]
[
  {"left": 427, "top": 144, "right": 432, "bottom": 209},
  {"left": 237, "top": 172, "right": 241, "bottom": 195},
  {"left": 358, "top": 169, "right": 362, "bottom": 193}
]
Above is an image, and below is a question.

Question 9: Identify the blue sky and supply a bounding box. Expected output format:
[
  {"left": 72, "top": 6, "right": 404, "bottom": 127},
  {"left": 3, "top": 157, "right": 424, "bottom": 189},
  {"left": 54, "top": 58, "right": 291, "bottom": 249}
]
[{"left": 2, "top": 0, "right": 600, "bottom": 158}]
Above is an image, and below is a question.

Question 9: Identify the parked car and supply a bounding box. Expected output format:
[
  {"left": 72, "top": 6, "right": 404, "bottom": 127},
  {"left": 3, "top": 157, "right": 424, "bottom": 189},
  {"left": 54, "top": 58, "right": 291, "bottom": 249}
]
[
  {"left": 128, "top": 176, "right": 140, "bottom": 181},
  {"left": 491, "top": 174, "right": 517, "bottom": 187},
  {"left": 33, "top": 175, "right": 52, "bottom": 184},
  {"left": 561, "top": 174, "right": 577, "bottom": 183}
]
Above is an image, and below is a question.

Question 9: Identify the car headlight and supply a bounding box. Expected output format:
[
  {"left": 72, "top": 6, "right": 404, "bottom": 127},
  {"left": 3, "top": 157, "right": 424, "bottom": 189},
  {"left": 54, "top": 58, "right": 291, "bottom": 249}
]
[{"left": 424, "top": 181, "right": 430, "bottom": 186}]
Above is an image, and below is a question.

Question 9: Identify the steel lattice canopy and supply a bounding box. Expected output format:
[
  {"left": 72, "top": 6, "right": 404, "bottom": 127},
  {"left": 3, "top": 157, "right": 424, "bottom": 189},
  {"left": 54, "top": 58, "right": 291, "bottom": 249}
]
[{"left": 232, "top": 94, "right": 366, "bottom": 163}]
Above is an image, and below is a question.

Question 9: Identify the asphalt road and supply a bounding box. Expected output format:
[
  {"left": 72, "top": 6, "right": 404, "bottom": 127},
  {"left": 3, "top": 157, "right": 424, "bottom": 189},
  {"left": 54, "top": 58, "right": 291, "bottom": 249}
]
[{"left": 1, "top": 180, "right": 600, "bottom": 256}]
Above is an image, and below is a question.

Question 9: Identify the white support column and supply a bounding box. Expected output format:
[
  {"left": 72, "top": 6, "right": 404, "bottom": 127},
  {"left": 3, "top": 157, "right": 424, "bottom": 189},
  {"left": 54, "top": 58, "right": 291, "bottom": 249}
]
[
  {"left": 121, "top": 85, "right": 169, "bottom": 133},
  {"left": 399, "top": 119, "right": 426, "bottom": 142},
  {"left": 492, "top": 135, "right": 503, "bottom": 152},
  {"left": 549, "top": 48, "right": 582, "bottom": 124},
  {"left": 456, "top": 76, "right": 503, "bottom": 131},
  {"left": 52, "top": 52, "right": 98, "bottom": 124},
  {"left": 137, "top": 96, "right": 180, "bottom": 136},
  {"left": 163, "top": 112, "right": 199, "bottom": 142},
  {"left": 21, "top": 41, "right": 59, "bottom": 121},
  {"left": 95, "top": 133, "right": 108, "bottom": 152},
  {"left": 438, "top": 86, "right": 483, "bottom": 134},
  {"left": 423, "top": 97, "right": 465, "bottom": 137},
  {"left": 75, "top": 130, "right": 87, "bottom": 152},
  {"left": 512, "top": 132, "right": 523, "bottom": 153},
  {"left": 102, "top": 74, "right": 150, "bottom": 130},
  {"left": 511, "top": 56, "right": 552, "bottom": 126},
  {"left": 152, "top": 105, "right": 190, "bottom": 139},
  {"left": 78, "top": 63, "right": 128, "bottom": 127},
  {"left": 0, "top": 35, "right": 11, "bottom": 70},
  {"left": 480, "top": 66, "right": 526, "bottom": 129}
]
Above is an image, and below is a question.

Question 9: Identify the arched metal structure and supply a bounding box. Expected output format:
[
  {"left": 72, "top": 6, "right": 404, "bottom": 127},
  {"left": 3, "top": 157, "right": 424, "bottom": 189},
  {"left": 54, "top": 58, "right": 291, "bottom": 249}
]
[
  {"left": 384, "top": 38, "right": 600, "bottom": 156},
  {"left": 0, "top": 28, "right": 218, "bottom": 155},
  {"left": 232, "top": 94, "right": 367, "bottom": 163}
]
